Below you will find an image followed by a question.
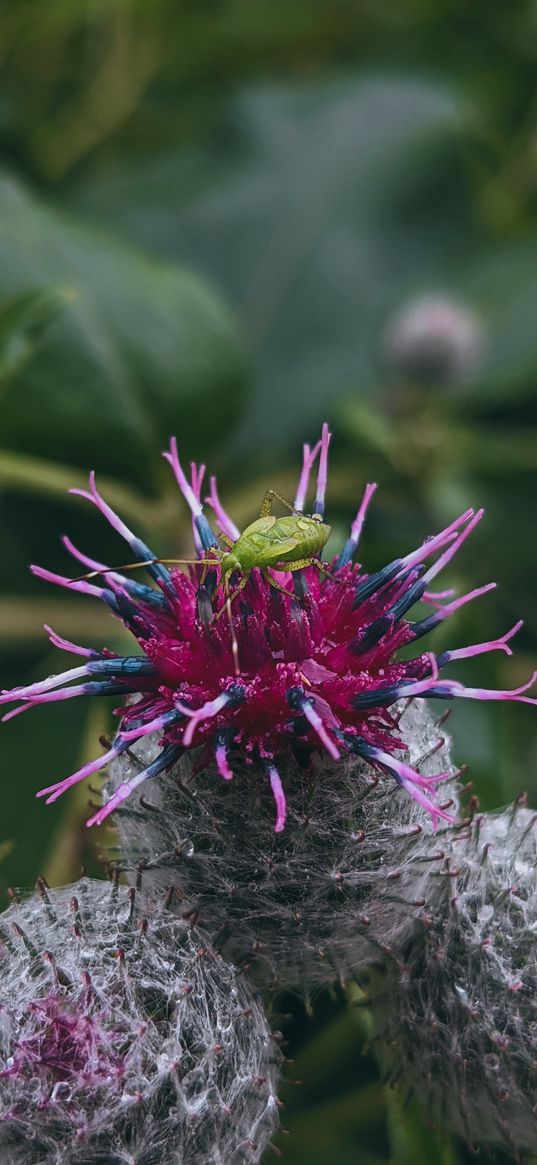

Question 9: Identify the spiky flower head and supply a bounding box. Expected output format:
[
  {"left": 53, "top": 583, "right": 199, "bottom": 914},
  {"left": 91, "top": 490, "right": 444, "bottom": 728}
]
[
  {"left": 107, "top": 699, "right": 461, "bottom": 992},
  {"left": 0, "top": 424, "right": 534, "bottom": 832},
  {"left": 368, "top": 801, "right": 537, "bottom": 1155},
  {"left": 383, "top": 293, "right": 485, "bottom": 387},
  {"left": 0, "top": 877, "right": 281, "bottom": 1164}
]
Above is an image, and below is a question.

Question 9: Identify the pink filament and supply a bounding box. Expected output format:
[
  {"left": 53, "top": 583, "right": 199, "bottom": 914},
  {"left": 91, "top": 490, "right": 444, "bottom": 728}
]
[
  {"left": 31, "top": 565, "right": 109, "bottom": 602},
  {"left": 445, "top": 621, "right": 523, "bottom": 662},
  {"left": 423, "top": 508, "right": 485, "bottom": 586},
  {"left": 43, "top": 625, "right": 95, "bottom": 658},
  {"left": 349, "top": 482, "right": 378, "bottom": 547},
  {"left": 294, "top": 439, "right": 322, "bottom": 512},
  {"left": 163, "top": 437, "right": 203, "bottom": 518},
  {"left": 205, "top": 476, "right": 240, "bottom": 541},
  {"left": 267, "top": 765, "right": 287, "bottom": 833},
  {"left": 315, "top": 423, "right": 331, "bottom": 511},
  {"left": 70, "top": 472, "right": 135, "bottom": 545}
]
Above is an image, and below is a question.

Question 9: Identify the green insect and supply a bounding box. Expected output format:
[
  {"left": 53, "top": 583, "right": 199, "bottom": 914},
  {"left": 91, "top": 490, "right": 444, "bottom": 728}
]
[
  {"left": 78, "top": 490, "right": 332, "bottom": 672},
  {"left": 212, "top": 489, "right": 332, "bottom": 606}
]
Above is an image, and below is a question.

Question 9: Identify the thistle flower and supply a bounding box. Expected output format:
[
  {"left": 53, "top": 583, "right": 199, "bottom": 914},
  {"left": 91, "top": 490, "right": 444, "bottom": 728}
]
[
  {"left": 383, "top": 293, "right": 485, "bottom": 387},
  {"left": 0, "top": 424, "right": 534, "bottom": 832},
  {"left": 0, "top": 877, "right": 281, "bottom": 1164},
  {"left": 107, "top": 699, "right": 460, "bottom": 991},
  {"left": 368, "top": 800, "right": 537, "bottom": 1154}
]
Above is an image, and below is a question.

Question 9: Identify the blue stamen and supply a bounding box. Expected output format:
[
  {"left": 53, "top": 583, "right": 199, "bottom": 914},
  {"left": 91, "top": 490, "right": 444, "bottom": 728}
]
[
  {"left": 353, "top": 559, "right": 403, "bottom": 608},
  {"left": 143, "top": 744, "right": 184, "bottom": 780},
  {"left": 87, "top": 657, "right": 157, "bottom": 678},
  {"left": 195, "top": 514, "right": 218, "bottom": 553},
  {"left": 409, "top": 611, "right": 443, "bottom": 641},
  {"left": 83, "top": 682, "right": 142, "bottom": 698},
  {"left": 122, "top": 580, "right": 170, "bottom": 610},
  {"left": 386, "top": 573, "right": 427, "bottom": 622},
  {"left": 130, "top": 536, "right": 173, "bottom": 588},
  {"left": 349, "top": 616, "right": 392, "bottom": 654},
  {"left": 351, "top": 685, "right": 401, "bottom": 710},
  {"left": 112, "top": 591, "right": 151, "bottom": 639}
]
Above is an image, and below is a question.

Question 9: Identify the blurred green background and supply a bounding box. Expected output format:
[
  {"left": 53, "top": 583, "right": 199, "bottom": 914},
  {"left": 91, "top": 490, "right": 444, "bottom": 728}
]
[{"left": 1, "top": 2, "right": 536, "bottom": 1162}]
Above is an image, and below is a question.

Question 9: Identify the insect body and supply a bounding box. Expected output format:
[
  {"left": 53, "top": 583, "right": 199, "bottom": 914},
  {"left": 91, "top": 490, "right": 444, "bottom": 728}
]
[{"left": 221, "top": 505, "right": 330, "bottom": 582}]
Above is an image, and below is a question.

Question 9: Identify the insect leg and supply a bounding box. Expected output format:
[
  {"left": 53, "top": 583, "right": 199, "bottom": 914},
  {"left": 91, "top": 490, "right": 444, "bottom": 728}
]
[
  {"left": 287, "top": 558, "right": 341, "bottom": 583},
  {"left": 259, "top": 489, "right": 298, "bottom": 518},
  {"left": 262, "top": 569, "right": 293, "bottom": 597},
  {"left": 223, "top": 572, "right": 248, "bottom": 676},
  {"left": 213, "top": 574, "right": 249, "bottom": 623}
]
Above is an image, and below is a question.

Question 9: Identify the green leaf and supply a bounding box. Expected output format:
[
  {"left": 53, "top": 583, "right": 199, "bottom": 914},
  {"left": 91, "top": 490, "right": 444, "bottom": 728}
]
[
  {"left": 0, "top": 172, "right": 247, "bottom": 484},
  {"left": 0, "top": 287, "right": 70, "bottom": 390},
  {"left": 67, "top": 75, "right": 466, "bottom": 459}
]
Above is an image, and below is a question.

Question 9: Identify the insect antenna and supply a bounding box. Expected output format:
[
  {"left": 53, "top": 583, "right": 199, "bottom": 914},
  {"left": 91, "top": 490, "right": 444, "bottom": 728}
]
[{"left": 72, "top": 557, "right": 222, "bottom": 583}]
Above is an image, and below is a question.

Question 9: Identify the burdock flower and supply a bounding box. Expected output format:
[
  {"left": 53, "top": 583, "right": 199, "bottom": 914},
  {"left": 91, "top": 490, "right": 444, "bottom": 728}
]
[
  {"left": 383, "top": 293, "right": 485, "bottom": 387},
  {"left": 369, "top": 801, "right": 537, "bottom": 1155},
  {"left": 0, "top": 424, "right": 535, "bottom": 831},
  {"left": 0, "top": 877, "right": 281, "bottom": 1164}
]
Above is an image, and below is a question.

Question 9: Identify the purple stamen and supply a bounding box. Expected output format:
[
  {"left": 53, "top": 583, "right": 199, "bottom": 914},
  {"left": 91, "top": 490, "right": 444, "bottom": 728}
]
[
  {"left": 266, "top": 764, "right": 287, "bottom": 833},
  {"left": 438, "top": 621, "right": 523, "bottom": 665},
  {"left": 432, "top": 672, "right": 537, "bottom": 706},
  {"left": 335, "top": 482, "right": 378, "bottom": 569},
  {"left": 86, "top": 770, "right": 150, "bottom": 827},
  {"left": 422, "top": 508, "right": 484, "bottom": 586},
  {"left": 163, "top": 437, "right": 216, "bottom": 552},
  {"left": 430, "top": 582, "right": 497, "bottom": 621},
  {"left": 294, "top": 439, "right": 322, "bottom": 512},
  {"left": 0, "top": 665, "right": 89, "bottom": 705},
  {"left": 37, "top": 743, "right": 122, "bottom": 804},
  {"left": 43, "top": 625, "right": 97, "bottom": 659},
  {"left": 179, "top": 689, "right": 244, "bottom": 747},
  {"left": 313, "top": 423, "right": 331, "bottom": 517},
  {"left": 287, "top": 688, "right": 340, "bottom": 758},
  {"left": 205, "top": 476, "right": 240, "bottom": 541},
  {"left": 2, "top": 681, "right": 141, "bottom": 722},
  {"left": 70, "top": 474, "right": 172, "bottom": 589},
  {"left": 353, "top": 655, "right": 441, "bottom": 709},
  {"left": 353, "top": 740, "right": 454, "bottom": 830},
  {"left": 189, "top": 462, "right": 207, "bottom": 554},
  {"left": 85, "top": 744, "right": 181, "bottom": 827},
  {"left": 70, "top": 472, "right": 137, "bottom": 546},
  {"left": 352, "top": 508, "right": 474, "bottom": 609},
  {"left": 215, "top": 736, "right": 234, "bottom": 781},
  {"left": 422, "top": 588, "right": 455, "bottom": 603},
  {"left": 62, "top": 535, "right": 119, "bottom": 582},
  {"left": 400, "top": 508, "right": 475, "bottom": 573},
  {"left": 31, "top": 565, "right": 115, "bottom": 605},
  {"left": 120, "top": 708, "right": 182, "bottom": 743},
  {"left": 62, "top": 536, "right": 169, "bottom": 611}
]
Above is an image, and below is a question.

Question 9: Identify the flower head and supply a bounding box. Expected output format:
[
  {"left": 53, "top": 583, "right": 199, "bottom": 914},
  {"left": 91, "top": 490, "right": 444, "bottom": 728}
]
[
  {"left": 0, "top": 877, "right": 281, "bottom": 1164},
  {"left": 370, "top": 800, "right": 537, "bottom": 1154},
  {"left": 1, "top": 424, "right": 534, "bottom": 831},
  {"left": 383, "top": 293, "right": 485, "bottom": 387},
  {"left": 107, "top": 699, "right": 460, "bottom": 991}
]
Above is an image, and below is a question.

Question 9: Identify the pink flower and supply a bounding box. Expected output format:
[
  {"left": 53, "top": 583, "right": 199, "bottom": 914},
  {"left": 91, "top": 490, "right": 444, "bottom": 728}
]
[{"left": 1, "top": 425, "right": 533, "bottom": 831}]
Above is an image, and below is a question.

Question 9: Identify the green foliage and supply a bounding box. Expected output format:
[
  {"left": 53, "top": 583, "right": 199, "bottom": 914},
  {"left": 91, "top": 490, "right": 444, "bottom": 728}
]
[
  {"left": 0, "top": 287, "right": 69, "bottom": 389},
  {"left": 0, "top": 174, "right": 246, "bottom": 482},
  {"left": 67, "top": 76, "right": 464, "bottom": 455},
  {"left": 0, "top": 4, "right": 536, "bottom": 1163}
]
